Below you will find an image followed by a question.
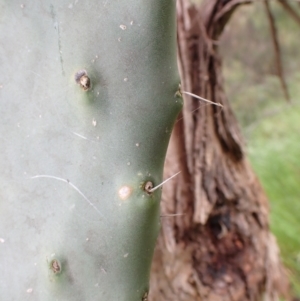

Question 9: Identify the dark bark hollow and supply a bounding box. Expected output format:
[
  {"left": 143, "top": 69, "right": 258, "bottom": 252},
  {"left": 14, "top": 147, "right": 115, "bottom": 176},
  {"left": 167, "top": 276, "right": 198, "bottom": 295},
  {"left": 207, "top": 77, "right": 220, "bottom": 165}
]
[{"left": 149, "top": 1, "right": 289, "bottom": 300}]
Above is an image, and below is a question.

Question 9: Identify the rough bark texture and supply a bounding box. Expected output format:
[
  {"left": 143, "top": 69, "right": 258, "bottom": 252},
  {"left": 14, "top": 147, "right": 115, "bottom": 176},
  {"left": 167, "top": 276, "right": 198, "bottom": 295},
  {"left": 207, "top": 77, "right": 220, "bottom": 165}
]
[{"left": 149, "top": 1, "right": 290, "bottom": 300}]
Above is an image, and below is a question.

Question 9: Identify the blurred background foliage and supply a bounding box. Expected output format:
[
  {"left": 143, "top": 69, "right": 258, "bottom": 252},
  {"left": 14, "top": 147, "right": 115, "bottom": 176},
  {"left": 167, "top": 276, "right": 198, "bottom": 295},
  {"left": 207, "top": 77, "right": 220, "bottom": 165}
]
[{"left": 219, "top": 0, "right": 300, "bottom": 296}]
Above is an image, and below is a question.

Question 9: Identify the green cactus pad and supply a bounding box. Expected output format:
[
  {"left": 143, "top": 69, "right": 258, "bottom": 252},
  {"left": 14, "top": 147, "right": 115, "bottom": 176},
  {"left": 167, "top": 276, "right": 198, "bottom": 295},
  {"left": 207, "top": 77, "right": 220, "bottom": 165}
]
[{"left": 0, "top": 1, "right": 181, "bottom": 300}]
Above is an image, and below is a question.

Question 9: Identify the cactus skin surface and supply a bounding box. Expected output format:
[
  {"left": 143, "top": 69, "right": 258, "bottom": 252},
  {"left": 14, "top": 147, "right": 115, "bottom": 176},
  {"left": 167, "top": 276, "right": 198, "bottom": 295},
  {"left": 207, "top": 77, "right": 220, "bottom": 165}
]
[{"left": 0, "top": 1, "right": 182, "bottom": 300}]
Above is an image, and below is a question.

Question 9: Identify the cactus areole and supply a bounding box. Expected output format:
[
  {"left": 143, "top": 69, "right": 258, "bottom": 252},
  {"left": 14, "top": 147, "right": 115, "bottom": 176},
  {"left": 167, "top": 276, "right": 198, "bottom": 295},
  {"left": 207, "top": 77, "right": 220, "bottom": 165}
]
[{"left": 0, "top": 1, "right": 182, "bottom": 300}]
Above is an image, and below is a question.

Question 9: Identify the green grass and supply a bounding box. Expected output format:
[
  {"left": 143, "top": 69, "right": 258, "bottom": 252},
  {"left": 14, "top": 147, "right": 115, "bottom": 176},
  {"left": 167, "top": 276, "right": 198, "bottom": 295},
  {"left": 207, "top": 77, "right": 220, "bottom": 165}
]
[{"left": 247, "top": 104, "right": 300, "bottom": 296}]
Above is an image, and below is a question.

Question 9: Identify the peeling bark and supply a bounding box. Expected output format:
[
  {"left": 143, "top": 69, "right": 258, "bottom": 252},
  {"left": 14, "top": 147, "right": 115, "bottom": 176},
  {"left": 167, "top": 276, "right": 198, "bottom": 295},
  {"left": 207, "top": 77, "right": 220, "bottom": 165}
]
[{"left": 149, "top": 1, "right": 290, "bottom": 300}]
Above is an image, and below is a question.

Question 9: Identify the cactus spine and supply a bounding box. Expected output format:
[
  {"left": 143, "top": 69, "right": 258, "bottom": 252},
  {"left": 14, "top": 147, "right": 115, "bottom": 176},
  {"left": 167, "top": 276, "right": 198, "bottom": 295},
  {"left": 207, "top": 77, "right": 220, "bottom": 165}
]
[{"left": 0, "top": 1, "right": 182, "bottom": 300}]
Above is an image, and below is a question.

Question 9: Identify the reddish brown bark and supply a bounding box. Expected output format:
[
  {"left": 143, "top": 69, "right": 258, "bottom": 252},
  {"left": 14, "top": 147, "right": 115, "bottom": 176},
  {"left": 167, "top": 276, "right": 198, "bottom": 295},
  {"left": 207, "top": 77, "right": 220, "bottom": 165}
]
[{"left": 149, "top": 1, "right": 290, "bottom": 300}]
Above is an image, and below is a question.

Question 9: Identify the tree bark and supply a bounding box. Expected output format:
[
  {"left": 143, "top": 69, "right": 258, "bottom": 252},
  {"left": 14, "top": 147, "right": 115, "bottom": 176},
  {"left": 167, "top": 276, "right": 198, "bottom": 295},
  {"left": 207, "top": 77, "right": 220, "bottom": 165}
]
[{"left": 149, "top": 1, "right": 290, "bottom": 300}]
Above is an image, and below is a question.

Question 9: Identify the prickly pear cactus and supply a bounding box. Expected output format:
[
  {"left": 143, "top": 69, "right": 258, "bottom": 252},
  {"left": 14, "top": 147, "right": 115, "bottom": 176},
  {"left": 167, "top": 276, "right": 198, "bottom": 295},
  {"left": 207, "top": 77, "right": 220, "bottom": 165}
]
[{"left": 0, "top": 0, "right": 182, "bottom": 300}]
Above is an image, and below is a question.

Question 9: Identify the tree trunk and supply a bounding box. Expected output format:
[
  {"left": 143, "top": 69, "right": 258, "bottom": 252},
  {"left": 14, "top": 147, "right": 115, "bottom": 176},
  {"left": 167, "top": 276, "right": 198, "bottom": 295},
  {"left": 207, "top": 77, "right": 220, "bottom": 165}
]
[{"left": 149, "top": 1, "right": 290, "bottom": 300}]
